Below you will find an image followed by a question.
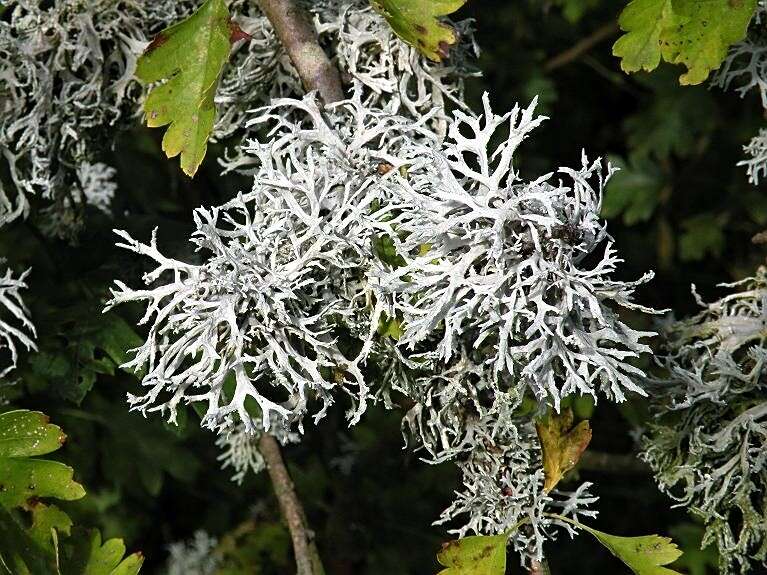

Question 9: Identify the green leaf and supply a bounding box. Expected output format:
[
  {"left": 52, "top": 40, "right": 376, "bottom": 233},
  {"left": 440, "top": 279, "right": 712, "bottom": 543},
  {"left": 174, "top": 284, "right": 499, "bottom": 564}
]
[
  {"left": 581, "top": 525, "right": 683, "bottom": 575},
  {"left": 535, "top": 408, "right": 592, "bottom": 492},
  {"left": 28, "top": 310, "right": 142, "bottom": 405},
  {"left": 136, "top": 0, "right": 234, "bottom": 176},
  {"left": 613, "top": 0, "right": 675, "bottom": 74},
  {"left": 371, "top": 0, "right": 468, "bottom": 62},
  {"left": 613, "top": 0, "right": 758, "bottom": 85},
  {"left": 0, "top": 411, "right": 85, "bottom": 509},
  {"left": 28, "top": 503, "right": 73, "bottom": 553},
  {"left": 436, "top": 534, "right": 507, "bottom": 575},
  {"left": 679, "top": 213, "right": 727, "bottom": 261},
  {"left": 372, "top": 234, "right": 406, "bottom": 268},
  {"left": 0, "top": 410, "right": 66, "bottom": 458},
  {"left": 63, "top": 528, "right": 144, "bottom": 575},
  {"left": 0, "top": 411, "right": 84, "bottom": 574},
  {"left": 602, "top": 155, "right": 664, "bottom": 225}
]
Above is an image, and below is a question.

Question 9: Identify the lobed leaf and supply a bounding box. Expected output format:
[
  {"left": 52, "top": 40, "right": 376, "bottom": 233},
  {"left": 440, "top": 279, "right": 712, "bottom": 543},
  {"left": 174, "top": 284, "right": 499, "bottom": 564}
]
[
  {"left": 535, "top": 408, "right": 592, "bottom": 492},
  {"left": 582, "top": 525, "right": 683, "bottom": 575},
  {"left": 436, "top": 534, "right": 507, "bottom": 575},
  {"left": 613, "top": 0, "right": 758, "bottom": 84},
  {"left": 371, "top": 0, "right": 467, "bottom": 62},
  {"left": 136, "top": 0, "right": 236, "bottom": 176}
]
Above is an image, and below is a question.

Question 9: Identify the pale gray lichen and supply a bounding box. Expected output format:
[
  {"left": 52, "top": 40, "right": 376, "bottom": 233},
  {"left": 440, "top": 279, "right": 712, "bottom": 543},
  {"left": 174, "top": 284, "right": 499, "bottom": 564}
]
[
  {"left": 739, "top": 127, "right": 767, "bottom": 185},
  {"left": 216, "top": 416, "right": 299, "bottom": 484},
  {"left": 371, "top": 94, "right": 657, "bottom": 411},
  {"left": 166, "top": 530, "right": 219, "bottom": 575},
  {"left": 643, "top": 268, "right": 767, "bottom": 574},
  {"left": 110, "top": 91, "right": 650, "bottom": 559},
  {"left": 0, "top": 264, "right": 36, "bottom": 378},
  {"left": 0, "top": 0, "right": 187, "bottom": 232},
  {"left": 712, "top": 2, "right": 767, "bottom": 185}
]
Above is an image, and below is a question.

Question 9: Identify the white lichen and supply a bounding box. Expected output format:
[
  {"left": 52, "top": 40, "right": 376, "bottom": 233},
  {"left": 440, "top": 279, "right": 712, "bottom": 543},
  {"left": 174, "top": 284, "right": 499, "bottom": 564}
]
[
  {"left": 643, "top": 268, "right": 767, "bottom": 574},
  {"left": 166, "top": 530, "right": 219, "bottom": 575},
  {"left": 0, "top": 264, "right": 36, "bottom": 378}
]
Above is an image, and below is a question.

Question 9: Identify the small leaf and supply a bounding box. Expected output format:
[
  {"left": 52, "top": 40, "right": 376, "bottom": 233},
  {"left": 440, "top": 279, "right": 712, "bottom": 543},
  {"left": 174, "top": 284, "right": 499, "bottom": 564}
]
[
  {"left": 371, "top": 0, "right": 468, "bottom": 62},
  {"left": 0, "top": 411, "right": 85, "bottom": 509},
  {"left": 436, "top": 534, "right": 507, "bottom": 575},
  {"left": 613, "top": 0, "right": 675, "bottom": 74},
  {"left": 535, "top": 408, "right": 592, "bottom": 492},
  {"left": 613, "top": 0, "right": 758, "bottom": 84},
  {"left": 28, "top": 503, "right": 73, "bottom": 553},
  {"left": 0, "top": 410, "right": 66, "bottom": 458},
  {"left": 581, "top": 525, "right": 683, "bottom": 575},
  {"left": 136, "top": 0, "right": 236, "bottom": 176},
  {"left": 63, "top": 528, "right": 144, "bottom": 575}
]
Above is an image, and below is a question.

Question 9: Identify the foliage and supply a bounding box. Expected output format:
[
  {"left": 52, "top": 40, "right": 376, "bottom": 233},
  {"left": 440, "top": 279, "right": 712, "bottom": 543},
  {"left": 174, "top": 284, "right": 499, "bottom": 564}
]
[
  {"left": 0, "top": 410, "right": 142, "bottom": 574},
  {"left": 613, "top": 0, "right": 758, "bottom": 85},
  {"left": 1, "top": 0, "right": 767, "bottom": 573},
  {"left": 136, "top": 0, "right": 238, "bottom": 176},
  {"left": 535, "top": 409, "right": 592, "bottom": 492},
  {"left": 436, "top": 534, "right": 507, "bottom": 575},
  {"left": 370, "top": 0, "right": 467, "bottom": 61}
]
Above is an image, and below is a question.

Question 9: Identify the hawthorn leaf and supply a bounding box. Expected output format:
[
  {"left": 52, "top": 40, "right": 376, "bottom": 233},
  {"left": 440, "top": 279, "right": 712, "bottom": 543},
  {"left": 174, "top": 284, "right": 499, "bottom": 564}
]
[
  {"left": 0, "top": 505, "right": 56, "bottom": 575},
  {"left": 535, "top": 408, "right": 592, "bottom": 492},
  {"left": 28, "top": 503, "right": 73, "bottom": 553},
  {"left": 63, "top": 528, "right": 144, "bottom": 575},
  {"left": 581, "top": 526, "right": 683, "bottom": 575},
  {"left": 0, "top": 410, "right": 66, "bottom": 458},
  {"left": 0, "top": 411, "right": 84, "bottom": 574},
  {"left": 0, "top": 410, "right": 85, "bottom": 508},
  {"left": 370, "top": 0, "right": 467, "bottom": 62},
  {"left": 613, "top": 0, "right": 675, "bottom": 74},
  {"left": 436, "top": 534, "right": 507, "bottom": 575},
  {"left": 613, "top": 0, "right": 758, "bottom": 85},
  {"left": 136, "top": 0, "right": 233, "bottom": 176}
]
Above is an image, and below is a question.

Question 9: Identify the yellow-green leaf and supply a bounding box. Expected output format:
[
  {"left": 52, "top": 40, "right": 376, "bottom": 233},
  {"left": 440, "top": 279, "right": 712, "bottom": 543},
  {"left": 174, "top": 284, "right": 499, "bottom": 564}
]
[
  {"left": 581, "top": 526, "right": 683, "bottom": 575},
  {"left": 371, "top": 0, "right": 467, "bottom": 62},
  {"left": 436, "top": 534, "right": 507, "bottom": 575},
  {"left": 136, "top": 0, "right": 234, "bottom": 176},
  {"left": 612, "top": 0, "right": 675, "bottom": 74},
  {"left": 535, "top": 408, "right": 592, "bottom": 492},
  {"left": 613, "top": 0, "right": 758, "bottom": 85}
]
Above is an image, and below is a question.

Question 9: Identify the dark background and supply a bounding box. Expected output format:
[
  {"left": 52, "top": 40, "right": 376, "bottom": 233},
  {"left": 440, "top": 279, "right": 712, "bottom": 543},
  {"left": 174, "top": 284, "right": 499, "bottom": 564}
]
[{"left": 3, "top": 0, "right": 766, "bottom": 572}]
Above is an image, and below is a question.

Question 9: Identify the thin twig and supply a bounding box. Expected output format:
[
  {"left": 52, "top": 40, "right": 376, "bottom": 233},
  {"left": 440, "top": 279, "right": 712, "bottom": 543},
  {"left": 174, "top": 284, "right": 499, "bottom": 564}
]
[
  {"left": 578, "top": 450, "right": 650, "bottom": 475},
  {"left": 258, "top": 434, "right": 324, "bottom": 575},
  {"left": 257, "top": 0, "right": 344, "bottom": 103},
  {"left": 544, "top": 22, "right": 619, "bottom": 72}
]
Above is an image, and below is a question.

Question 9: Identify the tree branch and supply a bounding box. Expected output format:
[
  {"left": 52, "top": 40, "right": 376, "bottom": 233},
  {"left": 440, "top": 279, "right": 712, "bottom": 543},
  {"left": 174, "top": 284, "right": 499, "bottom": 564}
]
[
  {"left": 250, "top": 4, "right": 348, "bottom": 573},
  {"left": 257, "top": 0, "right": 344, "bottom": 103},
  {"left": 578, "top": 450, "right": 650, "bottom": 475},
  {"left": 258, "top": 434, "right": 324, "bottom": 575},
  {"left": 544, "top": 22, "right": 619, "bottom": 72}
]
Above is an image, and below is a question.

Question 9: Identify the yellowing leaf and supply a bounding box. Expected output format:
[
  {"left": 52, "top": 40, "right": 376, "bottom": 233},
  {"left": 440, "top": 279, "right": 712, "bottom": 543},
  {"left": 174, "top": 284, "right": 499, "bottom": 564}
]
[
  {"left": 582, "top": 526, "right": 683, "bottom": 575},
  {"left": 371, "top": 0, "right": 467, "bottom": 62},
  {"left": 613, "top": 0, "right": 675, "bottom": 73},
  {"left": 613, "top": 0, "right": 758, "bottom": 85},
  {"left": 436, "top": 534, "right": 507, "bottom": 575},
  {"left": 136, "top": 0, "right": 234, "bottom": 176},
  {"left": 535, "top": 408, "right": 592, "bottom": 492}
]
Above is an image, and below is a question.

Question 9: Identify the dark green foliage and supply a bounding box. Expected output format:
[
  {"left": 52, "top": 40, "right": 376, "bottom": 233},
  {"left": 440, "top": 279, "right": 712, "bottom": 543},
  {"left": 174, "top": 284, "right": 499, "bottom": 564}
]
[{"left": 0, "top": 0, "right": 761, "bottom": 573}]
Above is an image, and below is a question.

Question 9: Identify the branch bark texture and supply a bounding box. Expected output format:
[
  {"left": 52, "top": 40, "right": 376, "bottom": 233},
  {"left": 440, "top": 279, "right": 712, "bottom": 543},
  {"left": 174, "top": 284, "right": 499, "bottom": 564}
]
[
  {"left": 258, "top": 434, "right": 324, "bottom": 575},
  {"left": 257, "top": 0, "right": 344, "bottom": 103},
  {"left": 252, "top": 4, "right": 345, "bottom": 573}
]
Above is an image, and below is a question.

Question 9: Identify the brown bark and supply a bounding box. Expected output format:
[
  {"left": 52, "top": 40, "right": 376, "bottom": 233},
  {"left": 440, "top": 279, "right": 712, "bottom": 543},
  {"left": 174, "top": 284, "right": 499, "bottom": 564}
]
[
  {"left": 257, "top": 0, "right": 344, "bottom": 103},
  {"left": 258, "top": 434, "right": 324, "bottom": 575}
]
